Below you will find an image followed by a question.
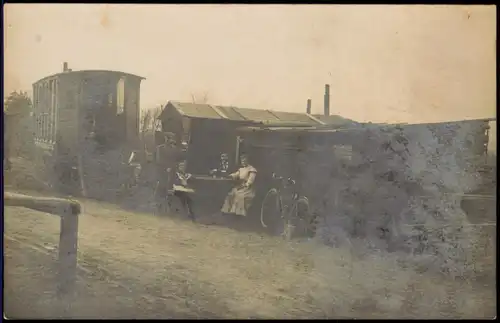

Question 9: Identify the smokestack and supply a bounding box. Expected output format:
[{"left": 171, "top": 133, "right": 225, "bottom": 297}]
[
  {"left": 306, "top": 99, "right": 312, "bottom": 114},
  {"left": 324, "top": 84, "right": 330, "bottom": 117},
  {"left": 63, "top": 62, "right": 69, "bottom": 72}
]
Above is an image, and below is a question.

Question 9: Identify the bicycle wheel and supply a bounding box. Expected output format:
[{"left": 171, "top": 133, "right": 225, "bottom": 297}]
[
  {"left": 260, "top": 188, "right": 282, "bottom": 231},
  {"left": 291, "top": 196, "right": 316, "bottom": 239}
]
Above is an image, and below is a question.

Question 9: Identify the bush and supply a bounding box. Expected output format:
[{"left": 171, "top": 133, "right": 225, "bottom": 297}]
[
  {"left": 309, "top": 121, "right": 490, "bottom": 277},
  {"left": 4, "top": 91, "right": 35, "bottom": 160}
]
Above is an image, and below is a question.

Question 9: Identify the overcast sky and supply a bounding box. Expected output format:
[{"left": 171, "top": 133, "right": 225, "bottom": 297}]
[{"left": 4, "top": 4, "right": 496, "bottom": 126}]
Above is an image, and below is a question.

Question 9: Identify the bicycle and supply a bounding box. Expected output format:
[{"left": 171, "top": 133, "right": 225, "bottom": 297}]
[
  {"left": 260, "top": 173, "right": 315, "bottom": 240},
  {"left": 117, "top": 160, "right": 143, "bottom": 201}
]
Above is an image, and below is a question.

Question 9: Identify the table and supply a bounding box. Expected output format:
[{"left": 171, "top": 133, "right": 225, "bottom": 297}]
[
  {"left": 192, "top": 175, "right": 233, "bottom": 182},
  {"left": 190, "top": 175, "right": 233, "bottom": 213}
]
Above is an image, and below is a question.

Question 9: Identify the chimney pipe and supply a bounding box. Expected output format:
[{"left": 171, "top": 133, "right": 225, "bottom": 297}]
[
  {"left": 324, "top": 84, "right": 330, "bottom": 116},
  {"left": 306, "top": 99, "right": 312, "bottom": 114},
  {"left": 63, "top": 62, "right": 68, "bottom": 72}
]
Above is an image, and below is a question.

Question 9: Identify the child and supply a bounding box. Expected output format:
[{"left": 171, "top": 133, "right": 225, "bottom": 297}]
[
  {"left": 219, "top": 153, "right": 229, "bottom": 175},
  {"left": 127, "top": 150, "right": 142, "bottom": 185},
  {"left": 209, "top": 153, "right": 230, "bottom": 178},
  {"left": 172, "top": 160, "right": 196, "bottom": 222}
]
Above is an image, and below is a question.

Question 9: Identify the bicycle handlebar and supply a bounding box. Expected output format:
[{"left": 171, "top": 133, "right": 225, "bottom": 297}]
[{"left": 271, "top": 173, "right": 296, "bottom": 186}]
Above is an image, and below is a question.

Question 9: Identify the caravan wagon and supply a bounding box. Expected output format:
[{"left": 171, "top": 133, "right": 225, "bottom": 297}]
[{"left": 32, "top": 62, "right": 145, "bottom": 198}]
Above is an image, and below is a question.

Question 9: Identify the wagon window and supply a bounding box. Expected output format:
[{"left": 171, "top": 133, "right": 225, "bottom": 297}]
[{"left": 116, "top": 77, "right": 125, "bottom": 115}]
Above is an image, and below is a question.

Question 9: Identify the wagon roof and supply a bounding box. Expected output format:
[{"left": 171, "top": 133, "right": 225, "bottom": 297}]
[
  {"left": 236, "top": 116, "right": 497, "bottom": 133},
  {"left": 236, "top": 125, "right": 365, "bottom": 133},
  {"left": 366, "top": 117, "right": 496, "bottom": 127},
  {"left": 33, "top": 70, "right": 146, "bottom": 85},
  {"left": 161, "top": 101, "right": 357, "bottom": 127},
  {"left": 312, "top": 114, "right": 362, "bottom": 127}
]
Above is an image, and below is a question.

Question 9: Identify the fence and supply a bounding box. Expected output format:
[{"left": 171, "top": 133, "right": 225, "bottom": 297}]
[{"left": 4, "top": 192, "right": 82, "bottom": 297}]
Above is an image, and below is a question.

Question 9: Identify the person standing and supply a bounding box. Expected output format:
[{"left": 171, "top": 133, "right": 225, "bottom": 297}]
[
  {"left": 127, "top": 150, "right": 142, "bottom": 187},
  {"left": 154, "top": 132, "right": 181, "bottom": 213}
]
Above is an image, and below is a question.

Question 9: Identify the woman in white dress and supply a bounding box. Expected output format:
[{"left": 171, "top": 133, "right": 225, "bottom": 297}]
[{"left": 221, "top": 155, "right": 257, "bottom": 217}]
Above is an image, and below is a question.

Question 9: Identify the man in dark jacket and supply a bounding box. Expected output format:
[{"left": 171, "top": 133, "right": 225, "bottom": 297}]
[{"left": 154, "top": 132, "right": 182, "bottom": 214}]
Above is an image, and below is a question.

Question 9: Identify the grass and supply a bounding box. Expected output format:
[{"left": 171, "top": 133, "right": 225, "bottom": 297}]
[
  {"left": 3, "top": 157, "right": 496, "bottom": 319},
  {"left": 4, "top": 200, "right": 496, "bottom": 319}
]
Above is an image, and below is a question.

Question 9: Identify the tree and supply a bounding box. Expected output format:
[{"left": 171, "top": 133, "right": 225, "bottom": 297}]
[
  {"left": 190, "top": 91, "right": 209, "bottom": 104},
  {"left": 140, "top": 109, "right": 153, "bottom": 134},
  {"left": 139, "top": 106, "right": 164, "bottom": 160},
  {"left": 4, "top": 91, "right": 34, "bottom": 160},
  {"left": 4, "top": 91, "right": 32, "bottom": 115},
  {"left": 140, "top": 106, "right": 163, "bottom": 133}
]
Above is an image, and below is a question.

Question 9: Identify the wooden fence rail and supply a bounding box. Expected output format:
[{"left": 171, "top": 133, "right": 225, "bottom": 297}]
[{"left": 4, "top": 192, "right": 82, "bottom": 297}]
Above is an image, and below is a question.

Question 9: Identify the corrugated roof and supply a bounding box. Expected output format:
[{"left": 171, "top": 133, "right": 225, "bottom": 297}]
[
  {"left": 165, "top": 101, "right": 323, "bottom": 126},
  {"left": 272, "top": 111, "right": 320, "bottom": 124},
  {"left": 216, "top": 106, "right": 247, "bottom": 121},
  {"left": 237, "top": 125, "right": 365, "bottom": 133},
  {"left": 168, "top": 102, "right": 222, "bottom": 119},
  {"left": 232, "top": 108, "right": 280, "bottom": 123},
  {"left": 313, "top": 114, "right": 360, "bottom": 127}
]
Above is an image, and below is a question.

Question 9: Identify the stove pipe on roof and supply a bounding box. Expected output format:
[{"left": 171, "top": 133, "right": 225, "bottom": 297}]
[{"left": 324, "top": 84, "right": 330, "bottom": 117}]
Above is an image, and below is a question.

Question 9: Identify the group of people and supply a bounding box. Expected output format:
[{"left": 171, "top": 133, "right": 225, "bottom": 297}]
[{"left": 153, "top": 132, "right": 258, "bottom": 222}]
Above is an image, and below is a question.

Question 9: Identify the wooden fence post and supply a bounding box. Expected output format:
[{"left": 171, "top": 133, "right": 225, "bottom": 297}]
[
  {"left": 4, "top": 192, "right": 82, "bottom": 299},
  {"left": 57, "top": 207, "right": 80, "bottom": 297}
]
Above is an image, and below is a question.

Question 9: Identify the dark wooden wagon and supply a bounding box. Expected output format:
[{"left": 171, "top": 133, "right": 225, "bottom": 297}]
[{"left": 31, "top": 62, "right": 145, "bottom": 199}]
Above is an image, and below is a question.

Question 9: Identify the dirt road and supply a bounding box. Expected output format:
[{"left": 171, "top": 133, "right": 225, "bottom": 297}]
[{"left": 4, "top": 189, "right": 496, "bottom": 319}]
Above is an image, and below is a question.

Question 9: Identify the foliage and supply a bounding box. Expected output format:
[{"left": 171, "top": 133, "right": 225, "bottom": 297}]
[
  {"left": 310, "top": 122, "right": 488, "bottom": 277},
  {"left": 4, "top": 91, "right": 34, "bottom": 159},
  {"left": 140, "top": 106, "right": 162, "bottom": 133},
  {"left": 4, "top": 91, "right": 32, "bottom": 116},
  {"left": 190, "top": 91, "right": 209, "bottom": 104}
]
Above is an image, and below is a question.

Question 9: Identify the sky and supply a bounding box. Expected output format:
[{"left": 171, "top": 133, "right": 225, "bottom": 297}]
[{"left": 4, "top": 4, "right": 496, "bottom": 126}]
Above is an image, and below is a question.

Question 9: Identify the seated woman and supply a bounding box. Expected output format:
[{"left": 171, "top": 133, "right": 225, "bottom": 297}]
[
  {"left": 172, "top": 160, "right": 196, "bottom": 222},
  {"left": 221, "top": 154, "right": 257, "bottom": 217}
]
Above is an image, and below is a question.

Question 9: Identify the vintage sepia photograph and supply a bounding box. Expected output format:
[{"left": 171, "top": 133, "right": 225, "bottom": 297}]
[{"left": 3, "top": 4, "right": 496, "bottom": 319}]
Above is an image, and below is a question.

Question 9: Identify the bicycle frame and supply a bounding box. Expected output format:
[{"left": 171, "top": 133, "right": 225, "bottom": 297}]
[
  {"left": 272, "top": 173, "right": 301, "bottom": 213},
  {"left": 260, "top": 173, "right": 311, "bottom": 239}
]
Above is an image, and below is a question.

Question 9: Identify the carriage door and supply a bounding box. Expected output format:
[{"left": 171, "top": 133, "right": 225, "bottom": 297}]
[
  {"left": 116, "top": 77, "right": 125, "bottom": 116},
  {"left": 116, "top": 77, "right": 127, "bottom": 143}
]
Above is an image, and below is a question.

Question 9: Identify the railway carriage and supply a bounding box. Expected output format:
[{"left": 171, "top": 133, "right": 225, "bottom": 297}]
[{"left": 32, "top": 62, "right": 145, "bottom": 198}]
